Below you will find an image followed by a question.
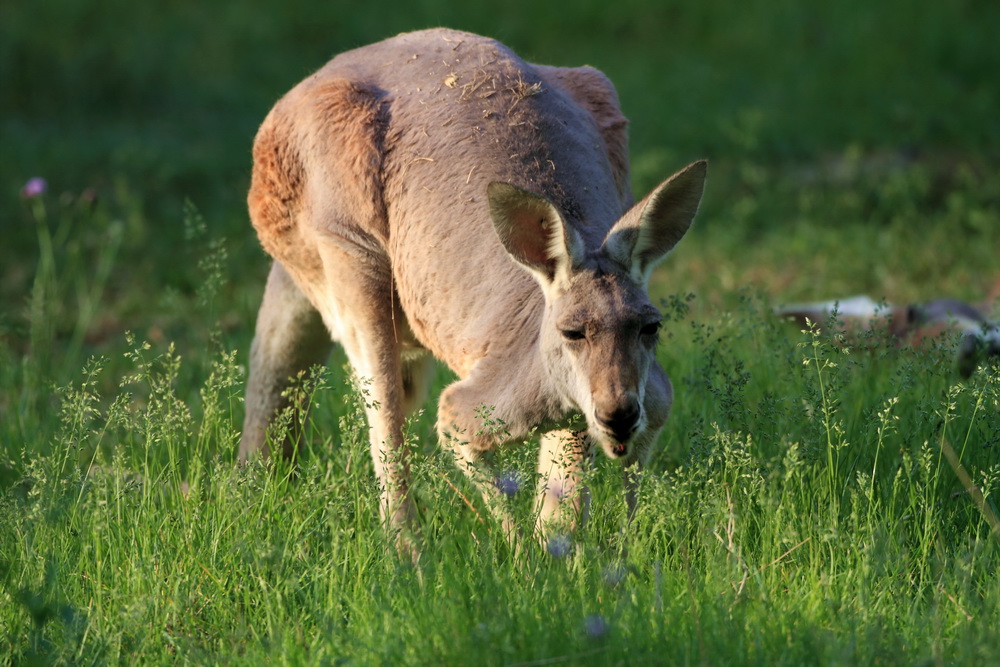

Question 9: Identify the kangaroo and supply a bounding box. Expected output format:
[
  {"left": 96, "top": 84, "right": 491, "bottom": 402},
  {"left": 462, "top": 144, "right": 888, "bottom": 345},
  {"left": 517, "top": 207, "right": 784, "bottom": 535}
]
[{"left": 239, "top": 28, "right": 706, "bottom": 552}]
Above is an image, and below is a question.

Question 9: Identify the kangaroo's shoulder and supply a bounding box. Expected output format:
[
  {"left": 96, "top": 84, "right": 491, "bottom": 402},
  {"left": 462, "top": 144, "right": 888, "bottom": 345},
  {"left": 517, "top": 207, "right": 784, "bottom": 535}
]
[{"left": 532, "top": 64, "right": 632, "bottom": 207}]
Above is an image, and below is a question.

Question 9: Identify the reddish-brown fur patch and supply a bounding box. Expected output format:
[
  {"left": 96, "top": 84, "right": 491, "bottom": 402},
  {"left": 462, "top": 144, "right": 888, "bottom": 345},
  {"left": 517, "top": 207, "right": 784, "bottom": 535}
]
[
  {"left": 308, "top": 78, "right": 390, "bottom": 242},
  {"left": 247, "top": 107, "right": 328, "bottom": 281},
  {"left": 248, "top": 78, "right": 391, "bottom": 280},
  {"left": 249, "top": 111, "right": 305, "bottom": 243}
]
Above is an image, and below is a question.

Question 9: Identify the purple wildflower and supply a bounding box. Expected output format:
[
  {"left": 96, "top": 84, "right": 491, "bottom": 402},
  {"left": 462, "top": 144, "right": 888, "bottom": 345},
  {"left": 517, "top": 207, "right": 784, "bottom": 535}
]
[
  {"left": 495, "top": 470, "right": 521, "bottom": 497},
  {"left": 547, "top": 479, "right": 567, "bottom": 500},
  {"left": 21, "top": 177, "right": 47, "bottom": 199},
  {"left": 546, "top": 533, "right": 572, "bottom": 558},
  {"left": 602, "top": 563, "right": 626, "bottom": 588},
  {"left": 583, "top": 614, "right": 609, "bottom": 639}
]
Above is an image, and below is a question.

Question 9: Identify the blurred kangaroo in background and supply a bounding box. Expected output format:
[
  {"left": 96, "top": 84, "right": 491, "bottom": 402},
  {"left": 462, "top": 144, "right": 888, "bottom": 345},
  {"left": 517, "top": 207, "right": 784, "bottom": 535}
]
[{"left": 239, "top": 28, "right": 706, "bottom": 554}]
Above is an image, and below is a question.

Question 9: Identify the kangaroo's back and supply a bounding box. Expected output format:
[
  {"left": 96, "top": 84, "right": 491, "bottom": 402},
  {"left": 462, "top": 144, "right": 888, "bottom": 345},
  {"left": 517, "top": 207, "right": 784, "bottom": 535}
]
[{"left": 251, "top": 28, "right": 630, "bottom": 374}]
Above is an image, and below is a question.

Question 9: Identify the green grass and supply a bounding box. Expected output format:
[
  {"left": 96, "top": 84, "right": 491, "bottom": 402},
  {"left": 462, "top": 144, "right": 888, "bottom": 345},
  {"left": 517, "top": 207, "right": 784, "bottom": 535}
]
[{"left": 3, "top": 0, "right": 1000, "bottom": 664}]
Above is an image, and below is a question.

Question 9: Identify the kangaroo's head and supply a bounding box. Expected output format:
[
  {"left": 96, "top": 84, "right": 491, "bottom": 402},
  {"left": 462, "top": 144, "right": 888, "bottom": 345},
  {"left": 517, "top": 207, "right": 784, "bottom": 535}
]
[{"left": 488, "top": 161, "right": 706, "bottom": 461}]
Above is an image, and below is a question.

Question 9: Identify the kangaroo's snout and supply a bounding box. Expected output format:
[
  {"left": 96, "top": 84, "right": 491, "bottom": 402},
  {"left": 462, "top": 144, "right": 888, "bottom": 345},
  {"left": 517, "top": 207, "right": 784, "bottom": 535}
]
[{"left": 595, "top": 399, "right": 641, "bottom": 444}]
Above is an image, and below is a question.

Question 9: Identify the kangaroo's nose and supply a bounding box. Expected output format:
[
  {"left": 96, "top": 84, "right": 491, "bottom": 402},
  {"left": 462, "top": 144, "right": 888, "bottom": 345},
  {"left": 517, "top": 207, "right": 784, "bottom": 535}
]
[{"left": 596, "top": 401, "right": 640, "bottom": 443}]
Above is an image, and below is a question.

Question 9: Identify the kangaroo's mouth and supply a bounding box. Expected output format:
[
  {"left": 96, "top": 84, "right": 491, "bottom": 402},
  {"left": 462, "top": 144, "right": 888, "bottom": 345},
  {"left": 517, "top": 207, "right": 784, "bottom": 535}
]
[
  {"left": 590, "top": 425, "right": 637, "bottom": 460},
  {"left": 591, "top": 407, "right": 644, "bottom": 459}
]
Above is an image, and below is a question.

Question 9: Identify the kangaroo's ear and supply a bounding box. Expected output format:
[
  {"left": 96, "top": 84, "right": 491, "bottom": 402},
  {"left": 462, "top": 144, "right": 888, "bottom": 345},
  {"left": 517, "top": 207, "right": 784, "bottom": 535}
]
[
  {"left": 488, "top": 182, "right": 584, "bottom": 288},
  {"left": 603, "top": 160, "right": 707, "bottom": 282}
]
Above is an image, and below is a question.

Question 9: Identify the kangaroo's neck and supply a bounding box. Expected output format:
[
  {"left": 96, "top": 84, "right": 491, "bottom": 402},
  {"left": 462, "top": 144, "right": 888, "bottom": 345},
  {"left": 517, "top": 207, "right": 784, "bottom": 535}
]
[{"left": 493, "top": 339, "right": 574, "bottom": 440}]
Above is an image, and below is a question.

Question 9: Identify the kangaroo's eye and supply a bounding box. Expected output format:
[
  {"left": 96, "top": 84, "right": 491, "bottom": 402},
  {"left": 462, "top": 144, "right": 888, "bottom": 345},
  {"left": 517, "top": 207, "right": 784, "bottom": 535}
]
[
  {"left": 561, "top": 329, "right": 586, "bottom": 341},
  {"left": 640, "top": 322, "right": 661, "bottom": 337}
]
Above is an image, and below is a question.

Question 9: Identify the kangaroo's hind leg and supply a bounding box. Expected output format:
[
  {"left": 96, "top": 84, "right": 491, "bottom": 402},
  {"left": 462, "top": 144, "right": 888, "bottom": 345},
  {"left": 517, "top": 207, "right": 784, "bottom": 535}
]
[
  {"left": 308, "top": 235, "right": 425, "bottom": 557},
  {"left": 240, "top": 262, "right": 333, "bottom": 461}
]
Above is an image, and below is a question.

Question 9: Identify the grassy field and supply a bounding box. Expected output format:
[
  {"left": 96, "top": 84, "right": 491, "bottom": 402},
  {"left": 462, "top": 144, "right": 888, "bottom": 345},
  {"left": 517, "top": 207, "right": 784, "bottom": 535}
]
[{"left": 2, "top": 0, "right": 999, "bottom": 663}]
